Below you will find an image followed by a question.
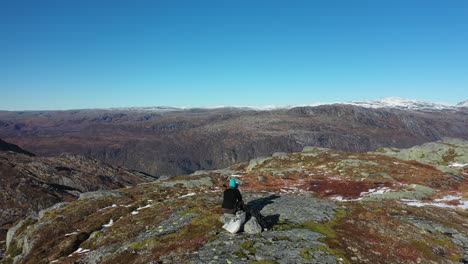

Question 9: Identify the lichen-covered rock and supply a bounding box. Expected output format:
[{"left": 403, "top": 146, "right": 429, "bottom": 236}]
[
  {"left": 302, "top": 146, "right": 330, "bottom": 153},
  {"left": 272, "top": 152, "right": 288, "bottom": 157},
  {"left": 247, "top": 194, "right": 337, "bottom": 223},
  {"left": 244, "top": 217, "right": 262, "bottom": 234},
  {"left": 376, "top": 137, "right": 468, "bottom": 168},
  {"left": 246, "top": 157, "right": 272, "bottom": 172},
  {"left": 192, "top": 228, "right": 336, "bottom": 264},
  {"left": 78, "top": 190, "right": 124, "bottom": 200},
  {"left": 159, "top": 177, "right": 213, "bottom": 188}
]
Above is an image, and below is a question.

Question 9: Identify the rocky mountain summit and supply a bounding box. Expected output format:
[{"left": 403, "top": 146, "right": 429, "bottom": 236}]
[
  {"left": 0, "top": 139, "right": 158, "bottom": 251},
  {"left": 457, "top": 100, "right": 468, "bottom": 108},
  {"left": 2, "top": 139, "right": 466, "bottom": 264},
  {"left": 0, "top": 103, "right": 467, "bottom": 177}
]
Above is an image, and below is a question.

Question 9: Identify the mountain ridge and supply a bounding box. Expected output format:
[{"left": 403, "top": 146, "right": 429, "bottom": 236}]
[
  {"left": 1, "top": 97, "right": 466, "bottom": 112},
  {"left": 1, "top": 103, "right": 467, "bottom": 177}
]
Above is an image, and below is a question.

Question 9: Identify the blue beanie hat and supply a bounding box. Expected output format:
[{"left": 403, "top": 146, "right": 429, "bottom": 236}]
[{"left": 229, "top": 179, "right": 237, "bottom": 187}]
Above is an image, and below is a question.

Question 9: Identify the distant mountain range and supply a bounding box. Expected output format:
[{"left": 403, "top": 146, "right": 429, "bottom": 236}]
[
  {"left": 0, "top": 97, "right": 467, "bottom": 177},
  {"left": 71, "top": 97, "right": 466, "bottom": 112}
]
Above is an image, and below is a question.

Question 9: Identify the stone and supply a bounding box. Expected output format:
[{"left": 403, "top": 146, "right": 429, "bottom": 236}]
[
  {"left": 38, "top": 202, "right": 68, "bottom": 219},
  {"left": 159, "top": 177, "right": 213, "bottom": 188},
  {"left": 272, "top": 152, "right": 288, "bottom": 157},
  {"left": 246, "top": 157, "right": 272, "bottom": 172},
  {"left": 302, "top": 146, "right": 330, "bottom": 153},
  {"left": 244, "top": 217, "right": 262, "bottom": 234},
  {"left": 79, "top": 190, "right": 124, "bottom": 200},
  {"left": 246, "top": 194, "right": 338, "bottom": 224},
  {"left": 219, "top": 214, "right": 235, "bottom": 224}
]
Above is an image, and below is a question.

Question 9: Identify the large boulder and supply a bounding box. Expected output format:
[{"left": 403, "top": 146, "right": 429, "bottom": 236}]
[{"left": 244, "top": 217, "right": 262, "bottom": 234}]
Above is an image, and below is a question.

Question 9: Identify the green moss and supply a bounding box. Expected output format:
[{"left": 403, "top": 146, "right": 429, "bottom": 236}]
[
  {"left": 411, "top": 240, "right": 434, "bottom": 258},
  {"left": 272, "top": 220, "right": 301, "bottom": 231},
  {"left": 0, "top": 256, "right": 14, "bottom": 264},
  {"left": 234, "top": 248, "right": 246, "bottom": 258},
  {"left": 80, "top": 230, "right": 104, "bottom": 249},
  {"left": 129, "top": 237, "right": 158, "bottom": 250},
  {"left": 15, "top": 217, "right": 37, "bottom": 236},
  {"left": 240, "top": 240, "right": 257, "bottom": 254},
  {"left": 300, "top": 248, "right": 313, "bottom": 260},
  {"left": 301, "top": 246, "right": 350, "bottom": 263},
  {"left": 303, "top": 207, "right": 347, "bottom": 240},
  {"left": 6, "top": 241, "right": 22, "bottom": 258},
  {"left": 248, "top": 260, "right": 277, "bottom": 264},
  {"left": 440, "top": 148, "right": 460, "bottom": 165},
  {"left": 273, "top": 236, "right": 291, "bottom": 241}
]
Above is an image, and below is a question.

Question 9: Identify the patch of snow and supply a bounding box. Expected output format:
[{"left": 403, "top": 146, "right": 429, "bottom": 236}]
[
  {"left": 456, "top": 100, "right": 468, "bottom": 107},
  {"left": 350, "top": 187, "right": 393, "bottom": 198},
  {"left": 131, "top": 211, "right": 139, "bottom": 215},
  {"left": 347, "top": 97, "right": 454, "bottom": 111},
  {"left": 230, "top": 174, "right": 242, "bottom": 177},
  {"left": 64, "top": 231, "right": 78, "bottom": 237},
  {"left": 98, "top": 204, "right": 117, "bottom": 211},
  {"left": 434, "top": 195, "right": 462, "bottom": 202},
  {"left": 69, "top": 248, "right": 90, "bottom": 256},
  {"left": 102, "top": 219, "right": 114, "bottom": 228},
  {"left": 179, "top": 192, "right": 196, "bottom": 198},
  {"left": 137, "top": 204, "right": 151, "bottom": 210},
  {"left": 331, "top": 196, "right": 361, "bottom": 202},
  {"left": 448, "top": 162, "right": 468, "bottom": 168},
  {"left": 147, "top": 199, "right": 153, "bottom": 202},
  {"left": 401, "top": 198, "right": 468, "bottom": 209}
]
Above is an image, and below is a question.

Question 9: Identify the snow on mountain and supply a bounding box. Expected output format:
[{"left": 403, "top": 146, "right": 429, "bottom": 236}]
[
  {"left": 345, "top": 97, "right": 454, "bottom": 111},
  {"left": 456, "top": 100, "right": 468, "bottom": 107},
  {"left": 86, "top": 97, "right": 465, "bottom": 112}
]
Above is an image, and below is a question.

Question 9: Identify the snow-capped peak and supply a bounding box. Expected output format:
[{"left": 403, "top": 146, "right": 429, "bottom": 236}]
[
  {"left": 456, "top": 100, "right": 468, "bottom": 107},
  {"left": 347, "top": 97, "right": 453, "bottom": 111}
]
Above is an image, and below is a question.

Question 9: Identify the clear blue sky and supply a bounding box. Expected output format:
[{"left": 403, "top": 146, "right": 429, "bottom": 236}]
[{"left": 1, "top": 0, "right": 467, "bottom": 110}]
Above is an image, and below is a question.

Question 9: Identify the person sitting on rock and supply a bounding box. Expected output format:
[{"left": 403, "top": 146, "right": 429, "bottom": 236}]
[{"left": 222, "top": 179, "right": 244, "bottom": 214}]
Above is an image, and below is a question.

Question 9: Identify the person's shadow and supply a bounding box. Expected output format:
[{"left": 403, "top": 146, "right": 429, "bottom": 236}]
[{"left": 246, "top": 195, "right": 281, "bottom": 229}]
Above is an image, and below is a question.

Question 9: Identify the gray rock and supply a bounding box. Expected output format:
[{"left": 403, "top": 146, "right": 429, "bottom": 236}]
[
  {"left": 246, "top": 157, "right": 272, "bottom": 172},
  {"left": 159, "top": 177, "right": 213, "bottom": 188},
  {"left": 272, "top": 152, "right": 288, "bottom": 157},
  {"left": 6, "top": 219, "right": 26, "bottom": 249},
  {"left": 401, "top": 216, "right": 468, "bottom": 263},
  {"left": 360, "top": 184, "right": 437, "bottom": 201},
  {"left": 376, "top": 137, "right": 468, "bottom": 168},
  {"left": 244, "top": 217, "right": 262, "bottom": 234},
  {"left": 78, "top": 190, "right": 124, "bottom": 200},
  {"left": 191, "top": 228, "right": 337, "bottom": 264},
  {"left": 247, "top": 194, "right": 338, "bottom": 223},
  {"left": 302, "top": 146, "right": 330, "bottom": 153},
  {"left": 38, "top": 202, "right": 68, "bottom": 219},
  {"left": 219, "top": 214, "right": 235, "bottom": 224}
]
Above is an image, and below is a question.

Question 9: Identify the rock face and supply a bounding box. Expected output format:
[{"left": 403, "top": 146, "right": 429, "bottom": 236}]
[
  {"left": 0, "top": 139, "right": 34, "bottom": 156},
  {"left": 3, "top": 140, "right": 467, "bottom": 264},
  {"left": 0, "top": 105, "right": 467, "bottom": 177},
  {"left": 0, "top": 139, "right": 157, "bottom": 244}
]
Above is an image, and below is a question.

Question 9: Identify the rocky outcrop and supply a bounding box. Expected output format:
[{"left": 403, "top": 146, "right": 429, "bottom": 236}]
[
  {"left": 376, "top": 138, "right": 468, "bottom": 169},
  {"left": 3, "top": 140, "right": 466, "bottom": 264},
  {"left": 0, "top": 140, "right": 158, "bottom": 245},
  {"left": 0, "top": 139, "right": 34, "bottom": 156}
]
